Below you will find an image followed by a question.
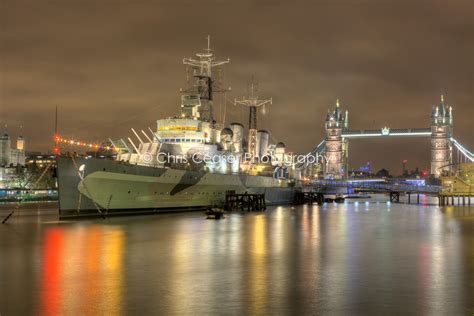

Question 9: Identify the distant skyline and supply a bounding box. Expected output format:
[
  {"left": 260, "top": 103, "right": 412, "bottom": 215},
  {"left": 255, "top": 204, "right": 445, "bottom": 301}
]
[{"left": 1, "top": 0, "right": 473, "bottom": 174}]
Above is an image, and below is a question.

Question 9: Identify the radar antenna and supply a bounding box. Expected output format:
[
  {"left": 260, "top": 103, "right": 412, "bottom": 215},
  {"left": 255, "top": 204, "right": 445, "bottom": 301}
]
[
  {"left": 234, "top": 76, "right": 272, "bottom": 158},
  {"left": 182, "top": 35, "right": 230, "bottom": 123}
]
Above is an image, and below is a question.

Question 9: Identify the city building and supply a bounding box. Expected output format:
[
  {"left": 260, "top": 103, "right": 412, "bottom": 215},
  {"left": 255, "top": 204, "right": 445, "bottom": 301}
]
[
  {"left": 430, "top": 95, "right": 453, "bottom": 176},
  {"left": 25, "top": 152, "right": 56, "bottom": 168},
  {"left": 0, "top": 127, "right": 26, "bottom": 188},
  {"left": 0, "top": 127, "right": 25, "bottom": 167}
]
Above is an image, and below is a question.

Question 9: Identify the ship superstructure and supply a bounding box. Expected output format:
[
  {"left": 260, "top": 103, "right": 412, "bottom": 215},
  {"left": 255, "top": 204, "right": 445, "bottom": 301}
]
[{"left": 112, "top": 38, "right": 289, "bottom": 177}]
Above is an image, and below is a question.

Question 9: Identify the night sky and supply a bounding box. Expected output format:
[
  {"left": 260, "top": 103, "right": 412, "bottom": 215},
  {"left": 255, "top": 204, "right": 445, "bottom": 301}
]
[{"left": 1, "top": 0, "right": 473, "bottom": 174}]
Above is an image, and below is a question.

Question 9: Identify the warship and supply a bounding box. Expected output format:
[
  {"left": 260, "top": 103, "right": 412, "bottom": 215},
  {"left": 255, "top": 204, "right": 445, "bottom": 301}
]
[{"left": 57, "top": 38, "right": 298, "bottom": 218}]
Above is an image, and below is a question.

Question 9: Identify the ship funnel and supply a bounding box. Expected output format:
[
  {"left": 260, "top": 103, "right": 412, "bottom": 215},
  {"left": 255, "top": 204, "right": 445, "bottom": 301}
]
[
  {"left": 220, "top": 128, "right": 233, "bottom": 151},
  {"left": 230, "top": 123, "right": 244, "bottom": 153},
  {"left": 256, "top": 130, "right": 269, "bottom": 158}
]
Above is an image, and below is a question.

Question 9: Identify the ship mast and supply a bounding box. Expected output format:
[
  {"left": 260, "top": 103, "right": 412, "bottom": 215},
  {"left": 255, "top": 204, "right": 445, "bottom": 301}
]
[
  {"left": 234, "top": 77, "right": 272, "bottom": 158},
  {"left": 182, "top": 35, "right": 230, "bottom": 123}
]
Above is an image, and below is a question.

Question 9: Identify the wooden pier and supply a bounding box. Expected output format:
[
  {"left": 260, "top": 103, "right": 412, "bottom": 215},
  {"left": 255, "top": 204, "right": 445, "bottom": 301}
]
[
  {"left": 294, "top": 191, "right": 325, "bottom": 205},
  {"left": 389, "top": 191, "right": 400, "bottom": 203},
  {"left": 438, "top": 194, "right": 472, "bottom": 206},
  {"left": 407, "top": 192, "right": 421, "bottom": 204},
  {"left": 225, "top": 191, "right": 266, "bottom": 212}
]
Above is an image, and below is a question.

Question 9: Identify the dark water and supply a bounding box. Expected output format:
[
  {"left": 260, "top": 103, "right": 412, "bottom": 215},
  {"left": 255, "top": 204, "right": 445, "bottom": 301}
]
[{"left": 1, "top": 200, "right": 474, "bottom": 315}]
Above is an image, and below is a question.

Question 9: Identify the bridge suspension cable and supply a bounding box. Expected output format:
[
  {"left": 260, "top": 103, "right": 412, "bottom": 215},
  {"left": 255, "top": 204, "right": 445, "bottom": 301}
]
[
  {"left": 296, "top": 139, "right": 326, "bottom": 169},
  {"left": 451, "top": 138, "right": 474, "bottom": 162}
]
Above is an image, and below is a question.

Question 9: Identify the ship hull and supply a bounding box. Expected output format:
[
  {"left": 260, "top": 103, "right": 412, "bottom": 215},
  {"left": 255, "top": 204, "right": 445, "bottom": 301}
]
[{"left": 57, "top": 157, "right": 295, "bottom": 218}]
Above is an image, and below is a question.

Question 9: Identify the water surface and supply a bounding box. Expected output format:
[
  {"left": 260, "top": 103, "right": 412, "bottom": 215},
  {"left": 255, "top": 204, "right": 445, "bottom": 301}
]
[{"left": 1, "top": 201, "right": 473, "bottom": 315}]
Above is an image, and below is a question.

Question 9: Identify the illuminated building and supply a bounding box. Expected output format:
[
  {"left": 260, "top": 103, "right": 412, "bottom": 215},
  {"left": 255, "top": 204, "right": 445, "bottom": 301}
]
[
  {"left": 0, "top": 126, "right": 26, "bottom": 188},
  {"left": 324, "top": 99, "right": 348, "bottom": 179},
  {"left": 0, "top": 126, "right": 25, "bottom": 167},
  {"left": 431, "top": 95, "right": 453, "bottom": 176},
  {"left": 25, "top": 153, "right": 56, "bottom": 168}
]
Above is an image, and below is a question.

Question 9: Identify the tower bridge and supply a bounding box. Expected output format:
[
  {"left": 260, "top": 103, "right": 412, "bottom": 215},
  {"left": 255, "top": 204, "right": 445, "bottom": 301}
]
[{"left": 298, "top": 96, "right": 473, "bottom": 179}]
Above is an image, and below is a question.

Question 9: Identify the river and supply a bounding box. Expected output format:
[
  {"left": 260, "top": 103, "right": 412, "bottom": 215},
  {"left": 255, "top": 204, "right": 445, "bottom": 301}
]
[{"left": 1, "top": 199, "right": 473, "bottom": 315}]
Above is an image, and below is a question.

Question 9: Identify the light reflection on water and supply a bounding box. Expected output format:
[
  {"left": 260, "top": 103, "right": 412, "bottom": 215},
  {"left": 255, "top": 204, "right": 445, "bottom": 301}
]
[
  {"left": 37, "top": 225, "right": 124, "bottom": 316},
  {"left": 1, "top": 201, "right": 474, "bottom": 315}
]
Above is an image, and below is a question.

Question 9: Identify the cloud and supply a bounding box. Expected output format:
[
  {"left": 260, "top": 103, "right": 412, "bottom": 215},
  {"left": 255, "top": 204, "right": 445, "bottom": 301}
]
[{"left": 1, "top": 0, "right": 473, "bottom": 174}]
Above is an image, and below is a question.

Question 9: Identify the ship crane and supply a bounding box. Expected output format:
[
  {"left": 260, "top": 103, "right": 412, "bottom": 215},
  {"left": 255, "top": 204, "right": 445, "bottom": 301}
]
[{"left": 234, "top": 78, "right": 272, "bottom": 159}]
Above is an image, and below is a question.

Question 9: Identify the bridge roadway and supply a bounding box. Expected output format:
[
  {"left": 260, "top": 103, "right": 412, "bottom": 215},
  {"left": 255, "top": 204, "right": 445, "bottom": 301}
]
[{"left": 303, "top": 179, "right": 441, "bottom": 195}]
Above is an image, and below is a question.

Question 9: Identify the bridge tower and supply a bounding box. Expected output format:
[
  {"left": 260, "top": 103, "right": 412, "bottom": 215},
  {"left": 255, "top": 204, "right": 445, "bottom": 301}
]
[
  {"left": 430, "top": 95, "right": 453, "bottom": 177},
  {"left": 324, "top": 99, "right": 348, "bottom": 179}
]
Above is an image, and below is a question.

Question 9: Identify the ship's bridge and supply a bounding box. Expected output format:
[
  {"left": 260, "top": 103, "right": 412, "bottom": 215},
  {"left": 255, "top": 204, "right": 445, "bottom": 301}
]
[
  {"left": 157, "top": 118, "right": 200, "bottom": 131},
  {"left": 156, "top": 118, "right": 205, "bottom": 143}
]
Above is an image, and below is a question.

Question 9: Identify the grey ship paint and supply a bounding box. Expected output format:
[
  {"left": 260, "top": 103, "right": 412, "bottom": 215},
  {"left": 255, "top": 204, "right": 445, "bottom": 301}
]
[{"left": 57, "top": 38, "right": 297, "bottom": 218}]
